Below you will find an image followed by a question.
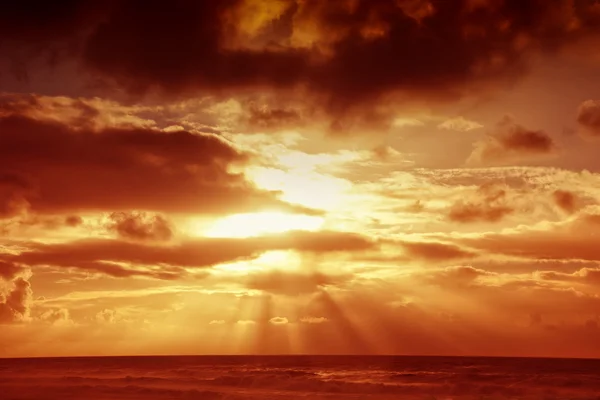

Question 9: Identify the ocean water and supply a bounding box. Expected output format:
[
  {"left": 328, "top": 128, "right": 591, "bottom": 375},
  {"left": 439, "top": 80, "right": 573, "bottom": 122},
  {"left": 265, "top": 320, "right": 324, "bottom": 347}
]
[{"left": 0, "top": 356, "right": 599, "bottom": 400}]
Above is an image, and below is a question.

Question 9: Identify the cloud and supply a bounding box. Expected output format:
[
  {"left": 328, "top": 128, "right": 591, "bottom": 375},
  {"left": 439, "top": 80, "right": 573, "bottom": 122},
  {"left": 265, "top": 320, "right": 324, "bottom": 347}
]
[
  {"left": 453, "top": 208, "right": 600, "bottom": 263},
  {"left": 553, "top": 190, "right": 577, "bottom": 213},
  {"left": 577, "top": 99, "right": 600, "bottom": 136},
  {"left": 269, "top": 316, "right": 288, "bottom": 325},
  {"left": 448, "top": 183, "right": 514, "bottom": 223},
  {"left": 287, "top": 230, "right": 375, "bottom": 253},
  {"left": 536, "top": 267, "right": 600, "bottom": 286},
  {"left": 0, "top": 261, "right": 27, "bottom": 281},
  {"left": 245, "top": 104, "right": 305, "bottom": 132},
  {"left": 437, "top": 116, "right": 483, "bottom": 132},
  {"left": 0, "top": 98, "right": 303, "bottom": 216},
  {"left": 0, "top": 213, "right": 87, "bottom": 238},
  {"left": 467, "top": 118, "right": 556, "bottom": 166},
  {"left": 0, "top": 172, "right": 30, "bottom": 191},
  {"left": 2, "top": 231, "right": 373, "bottom": 279},
  {"left": 95, "top": 309, "right": 118, "bottom": 324},
  {"left": 0, "top": 2, "right": 108, "bottom": 45},
  {"left": 247, "top": 269, "right": 353, "bottom": 296},
  {"left": 63, "top": 215, "right": 83, "bottom": 227},
  {"left": 392, "top": 117, "right": 425, "bottom": 128},
  {"left": 300, "top": 316, "right": 328, "bottom": 324},
  {"left": 5, "top": 2, "right": 600, "bottom": 360},
  {"left": 0, "top": 275, "right": 33, "bottom": 324},
  {"left": 393, "top": 264, "right": 600, "bottom": 336},
  {"left": 107, "top": 212, "right": 173, "bottom": 241},
  {"left": 3, "top": 240, "right": 212, "bottom": 280},
  {"left": 371, "top": 145, "right": 403, "bottom": 161},
  {"left": 3, "top": 1, "right": 600, "bottom": 114},
  {"left": 401, "top": 241, "right": 478, "bottom": 261},
  {"left": 0, "top": 94, "right": 149, "bottom": 130},
  {"left": 415, "top": 265, "right": 495, "bottom": 288},
  {"left": 0, "top": 172, "right": 31, "bottom": 218},
  {"left": 39, "top": 308, "right": 72, "bottom": 325}
]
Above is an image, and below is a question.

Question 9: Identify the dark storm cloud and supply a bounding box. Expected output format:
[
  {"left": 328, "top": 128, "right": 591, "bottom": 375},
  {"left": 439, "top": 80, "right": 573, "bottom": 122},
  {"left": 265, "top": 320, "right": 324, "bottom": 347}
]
[{"left": 2, "top": 0, "right": 600, "bottom": 108}]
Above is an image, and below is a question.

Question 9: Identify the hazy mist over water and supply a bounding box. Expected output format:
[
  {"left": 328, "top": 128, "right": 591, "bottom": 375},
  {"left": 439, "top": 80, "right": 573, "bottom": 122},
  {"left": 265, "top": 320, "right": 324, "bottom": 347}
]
[{"left": 0, "top": 355, "right": 599, "bottom": 399}]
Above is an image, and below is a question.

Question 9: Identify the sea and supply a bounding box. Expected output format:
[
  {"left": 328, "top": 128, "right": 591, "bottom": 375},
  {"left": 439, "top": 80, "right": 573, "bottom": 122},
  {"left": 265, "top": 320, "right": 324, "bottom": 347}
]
[{"left": 0, "top": 356, "right": 599, "bottom": 399}]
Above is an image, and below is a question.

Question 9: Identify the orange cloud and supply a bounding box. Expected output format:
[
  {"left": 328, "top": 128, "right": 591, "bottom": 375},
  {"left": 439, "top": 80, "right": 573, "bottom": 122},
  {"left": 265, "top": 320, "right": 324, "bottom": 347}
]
[
  {"left": 536, "top": 267, "right": 600, "bottom": 286},
  {"left": 245, "top": 103, "right": 306, "bottom": 132},
  {"left": 437, "top": 116, "right": 483, "bottom": 132},
  {"left": 401, "top": 241, "right": 478, "bottom": 261},
  {"left": 247, "top": 270, "right": 353, "bottom": 296},
  {"left": 577, "top": 99, "right": 600, "bottom": 136},
  {"left": 0, "top": 261, "right": 26, "bottom": 281},
  {"left": 107, "top": 212, "right": 173, "bottom": 241},
  {"left": 467, "top": 119, "right": 556, "bottom": 166},
  {"left": 2, "top": 231, "right": 374, "bottom": 279},
  {"left": 269, "top": 316, "right": 289, "bottom": 325},
  {"left": 413, "top": 265, "right": 495, "bottom": 289},
  {"left": 0, "top": 268, "right": 32, "bottom": 324},
  {"left": 453, "top": 209, "right": 600, "bottom": 262},
  {"left": 448, "top": 183, "right": 514, "bottom": 223},
  {"left": 553, "top": 190, "right": 577, "bottom": 213},
  {"left": 0, "top": 100, "right": 303, "bottom": 216}
]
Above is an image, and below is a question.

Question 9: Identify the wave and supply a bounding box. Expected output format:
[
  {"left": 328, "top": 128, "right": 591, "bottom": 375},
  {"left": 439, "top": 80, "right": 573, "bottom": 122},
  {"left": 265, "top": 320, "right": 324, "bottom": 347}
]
[{"left": 1, "top": 356, "right": 599, "bottom": 399}]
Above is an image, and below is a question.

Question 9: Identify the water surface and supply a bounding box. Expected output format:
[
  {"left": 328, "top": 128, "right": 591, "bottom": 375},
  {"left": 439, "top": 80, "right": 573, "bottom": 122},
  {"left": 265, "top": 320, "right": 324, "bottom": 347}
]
[{"left": 1, "top": 355, "right": 599, "bottom": 399}]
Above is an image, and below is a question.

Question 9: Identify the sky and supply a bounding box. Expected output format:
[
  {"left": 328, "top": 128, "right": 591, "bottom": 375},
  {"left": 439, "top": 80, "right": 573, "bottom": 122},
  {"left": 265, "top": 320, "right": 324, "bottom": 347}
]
[{"left": 1, "top": 0, "right": 600, "bottom": 358}]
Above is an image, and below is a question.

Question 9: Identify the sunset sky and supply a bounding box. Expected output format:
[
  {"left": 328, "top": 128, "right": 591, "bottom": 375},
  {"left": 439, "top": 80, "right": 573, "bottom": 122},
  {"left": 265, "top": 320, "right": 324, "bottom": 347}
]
[{"left": 1, "top": 0, "right": 600, "bottom": 358}]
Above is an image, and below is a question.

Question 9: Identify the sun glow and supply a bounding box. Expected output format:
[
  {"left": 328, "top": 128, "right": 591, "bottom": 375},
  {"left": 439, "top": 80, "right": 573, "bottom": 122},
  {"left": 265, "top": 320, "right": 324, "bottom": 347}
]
[
  {"left": 204, "top": 212, "right": 324, "bottom": 238},
  {"left": 247, "top": 167, "right": 351, "bottom": 210}
]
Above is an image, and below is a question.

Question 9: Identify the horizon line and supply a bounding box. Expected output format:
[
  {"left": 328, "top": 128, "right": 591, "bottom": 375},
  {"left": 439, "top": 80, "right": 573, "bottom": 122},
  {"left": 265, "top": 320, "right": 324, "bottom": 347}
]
[{"left": 2, "top": 354, "right": 599, "bottom": 361}]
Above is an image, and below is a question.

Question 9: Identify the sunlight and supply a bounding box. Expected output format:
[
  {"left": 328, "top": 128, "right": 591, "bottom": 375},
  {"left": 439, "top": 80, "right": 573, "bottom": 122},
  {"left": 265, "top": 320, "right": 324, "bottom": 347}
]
[
  {"left": 247, "top": 167, "right": 352, "bottom": 210},
  {"left": 204, "top": 212, "right": 324, "bottom": 238},
  {"left": 211, "top": 251, "right": 301, "bottom": 273}
]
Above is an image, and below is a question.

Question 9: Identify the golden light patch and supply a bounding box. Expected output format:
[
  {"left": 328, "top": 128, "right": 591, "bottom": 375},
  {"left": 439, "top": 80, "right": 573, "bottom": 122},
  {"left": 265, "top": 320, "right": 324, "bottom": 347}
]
[
  {"left": 248, "top": 166, "right": 351, "bottom": 210},
  {"left": 212, "top": 250, "right": 300, "bottom": 272},
  {"left": 204, "top": 211, "right": 324, "bottom": 238}
]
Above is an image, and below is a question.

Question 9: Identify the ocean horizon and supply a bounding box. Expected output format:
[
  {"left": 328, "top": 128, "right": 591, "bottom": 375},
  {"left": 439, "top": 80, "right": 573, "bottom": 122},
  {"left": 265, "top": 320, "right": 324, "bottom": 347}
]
[
  {"left": 3, "top": 354, "right": 600, "bottom": 360},
  {"left": 1, "top": 354, "right": 599, "bottom": 399}
]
